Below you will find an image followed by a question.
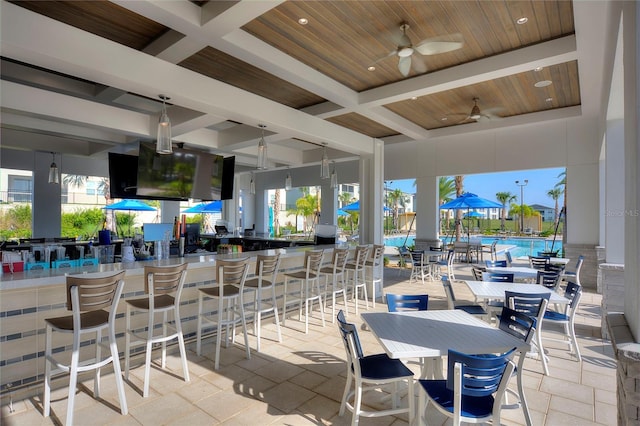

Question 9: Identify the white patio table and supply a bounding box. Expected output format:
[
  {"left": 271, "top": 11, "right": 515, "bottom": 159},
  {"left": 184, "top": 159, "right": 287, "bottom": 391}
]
[
  {"left": 463, "top": 281, "right": 570, "bottom": 306},
  {"left": 361, "top": 310, "right": 533, "bottom": 426},
  {"left": 485, "top": 266, "right": 540, "bottom": 281},
  {"left": 516, "top": 256, "right": 570, "bottom": 266}
]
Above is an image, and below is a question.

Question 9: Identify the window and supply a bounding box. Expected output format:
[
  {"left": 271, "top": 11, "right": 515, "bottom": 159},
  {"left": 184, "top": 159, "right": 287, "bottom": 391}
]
[
  {"left": 8, "top": 175, "right": 32, "bottom": 202},
  {"left": 86, "top": 180, "right": 97, "bottom": 196}
]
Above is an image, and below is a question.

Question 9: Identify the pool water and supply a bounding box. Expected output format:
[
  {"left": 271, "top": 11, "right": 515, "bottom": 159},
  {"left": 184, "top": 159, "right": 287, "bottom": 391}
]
[{"left": 384, "top": 235, "right": 562, "bottom": 258}]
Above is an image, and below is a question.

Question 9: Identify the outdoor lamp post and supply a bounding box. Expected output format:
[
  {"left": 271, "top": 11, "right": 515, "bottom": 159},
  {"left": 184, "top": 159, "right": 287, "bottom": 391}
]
[{"left": 515, "top": 179, "right": 528, "bottom": 234}]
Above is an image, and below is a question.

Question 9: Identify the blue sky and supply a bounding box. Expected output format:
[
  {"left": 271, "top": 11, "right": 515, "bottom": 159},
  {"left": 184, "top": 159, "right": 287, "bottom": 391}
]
[{"left": 387, "top": 167, "right": 566, "bottom": 208}]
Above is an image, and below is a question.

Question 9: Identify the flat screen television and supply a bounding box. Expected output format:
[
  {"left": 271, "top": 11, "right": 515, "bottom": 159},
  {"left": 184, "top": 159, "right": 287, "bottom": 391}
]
[
  {"left": 221, "top": 156, "right": 235, "bottom": 200},
  {"left": 184, "top": 223, "right": 200, "bottom": 253},
  {"left": 108, "top": 153, "right": 143, "bottom": 199}
]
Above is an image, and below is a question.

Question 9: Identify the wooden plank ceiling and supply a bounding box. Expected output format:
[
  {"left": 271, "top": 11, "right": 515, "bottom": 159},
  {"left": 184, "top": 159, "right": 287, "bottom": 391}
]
[{"left": 6, "top": 0, "right": 579, "bottom": 140}]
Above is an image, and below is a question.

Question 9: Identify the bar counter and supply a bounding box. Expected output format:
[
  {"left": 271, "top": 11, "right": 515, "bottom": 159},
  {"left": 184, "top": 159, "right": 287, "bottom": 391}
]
[{"left": 0, "top": 245, "right": 335, "bottom": 393}]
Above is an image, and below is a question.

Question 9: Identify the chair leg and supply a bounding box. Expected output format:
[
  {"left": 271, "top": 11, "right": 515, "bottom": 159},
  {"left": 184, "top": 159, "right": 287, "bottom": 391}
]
[
  {"left": 196, "top": 294, "right": 204, "bottom": 356},
  {"left": 43, "top": 325, "right": 52, "bottom": 417},
  {"left": 94, "top": 328, "right": 102, "bottom": 398},
  {"left": 271, "top": 286, "right": 282, "bottom": 344},
  {"left": 339, "top": 370, "right": 353, "bottom": 417},
  {"left": 239, "top": 298, "right": 251, "bottom": 361},
  {"left": 282, "top": 278, "right": 289, "bottom": 326},
  {"left": 161, "top": 311, "right": 167, "bottom": 369},
  {"left": 535, "top": 328, "right": 549, "bottom": 376},
  {"left": 109, "top": 328, "right": 128, "bottom": 415},
  {"left": 175, "top": 307, "right": 190, "bottom": 383},
  {"left": 215, "top": 305, "right": 223, "bottom": 370},
  {"left": 568, "top": 319, "right": 582, "bottom": 361},
  {"left": 143, "top": 308, "right": 154, "bottom": 397},
  {"left": 66, "top": 331, "right": 81, "bottom": 426},
  {"left": 125, "top": 305, "right": 132, "bottom": 379},
  {"left": 352, "top": 379, "right": 363, "bottom": 426}
]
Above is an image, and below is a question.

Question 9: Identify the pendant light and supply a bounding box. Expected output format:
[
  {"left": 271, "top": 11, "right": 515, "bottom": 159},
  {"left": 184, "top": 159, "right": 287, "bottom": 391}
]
[
  {"left": 320, "top": 143, "right": 330, "bottom": 179},
  {"left": 285, "top": 169, "right": 292, "bottom": 190},
  {"left": 257, "top": 124, "right": 268, "bottom": 169},
  {"left": 249, "top": 173, "right": 256, "bottom": 195},
  {"left": 330, "top": 162, "right": 338, "bottom": 189},
  {"left": 48, "top": 152, "right": 59, "bottom": 184},
  {"left": 156, "top": 95, "right": 172, "bottom": 154}
]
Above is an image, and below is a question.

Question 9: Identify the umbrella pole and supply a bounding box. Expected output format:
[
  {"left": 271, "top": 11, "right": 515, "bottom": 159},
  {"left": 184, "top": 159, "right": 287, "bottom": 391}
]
[{"left": 402, "top": 213, "right": 416, "bottom": 248}]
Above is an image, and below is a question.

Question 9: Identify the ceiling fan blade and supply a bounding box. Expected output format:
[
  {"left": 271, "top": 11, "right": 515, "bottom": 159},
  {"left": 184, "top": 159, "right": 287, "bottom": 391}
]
[
  {"left": 415, "top": 33, "right": 464, "bottom": 55},
  {"left": 398, "top": 56, "right": 411, "bottom": 77},
  {"left": 370, "top": 50, "right": 398, "bottom": 66},
  {"left": 411, "top": 55, "right": 427, "bottom": 74}
]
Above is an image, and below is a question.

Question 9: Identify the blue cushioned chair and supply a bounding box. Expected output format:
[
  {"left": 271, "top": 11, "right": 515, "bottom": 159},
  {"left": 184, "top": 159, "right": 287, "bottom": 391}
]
[
  {"left": 418, "top": 347, "right": 516, "bottom": 426},
  {"left": 542, "top": 281, "right": 583, "bottom": 362},
  {"left": 337, "top": 310, "right": 414, "bottom": 426},
  {"left": 485, "top": 260, "right": 507, "bottom": 268}
]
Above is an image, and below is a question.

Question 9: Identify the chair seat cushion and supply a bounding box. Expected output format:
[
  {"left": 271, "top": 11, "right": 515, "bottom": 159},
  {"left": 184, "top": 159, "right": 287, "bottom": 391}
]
[
  {"left": 199, "top": 285, "right": 240, "bottom": 298},
  {"left": 319, "top": 266, "right": 338, "bottom": 274},
  {"left": 244, "top": 278, "right": 273, "bottom": 289},
  {"left": 419, "top": 379, "right": 495, "bottom": 419},
  {"left": 285, "top": 271, "right": 317, "bottom": 279},
  {"left": 126, "top": 294, "right": 175, "bottom": 310},
  {"left": 543, "top": 310, "right": 569, "bottom": 322},
  {"left": 455, "top": 305, "right": 487, "bottom": 316},
  {"left": 45, "top": 310, "right": 109, "bottom": 331},
  {"left": 359, "top": 353, "right": 413, "bottom": 380}
]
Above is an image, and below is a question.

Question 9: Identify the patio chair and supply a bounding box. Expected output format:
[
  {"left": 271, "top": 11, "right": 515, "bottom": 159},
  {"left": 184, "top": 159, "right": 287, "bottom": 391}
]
[
  {"left": 537, "top": 270, "right": 561, "bottom": 292},
  {"left": 282, "top": 249, "right": 326, "bottom": 333},
  {"left": 319, "top": 248, "right": 349, "bottom": 322},
  {"left": 505, "top": 250, "right": 513, "bottom": 266},
  {"left": 505, "top": 290, "right": 550, "bottom": 376},
  {"left": 441, "top": 276, "right": 487, "bottom": 318},
  {"left": 528, "top": 256, "right": 549, "bottom": 270},
  {"left": 471, "top": 265, "right": 486, "bottom": 281},
  {"left": 561, "top": 255, "right": 584, "bottom": 286},
  {"left": 409, "top": 250, "right": 430, "bottom": 284},
  {"left": 396, "top": 246, "right": 412, "bottom": 277},
  {"left": 337, "top": 310, "right": 414, "bottom": 426},
  {"left": 541, "top": 282, "right": 583, "bottom": 362},
  {"left": 344, "top": 245, "right": 370, "bottom": 314},
  {"left": 365, "top": 244, "right": 385, "bottom": 308},
  {"left": 418, "top": 347, "right": 516, "bottom": 426},
  {"left": 483, "top": 272, "right": 515, "bottom": 283},
  {"left": 485, "top": 260, "right": 507, "bottom": 268},
  {"left": 434, "top": 249, "right": 455, "bottom": 280}
]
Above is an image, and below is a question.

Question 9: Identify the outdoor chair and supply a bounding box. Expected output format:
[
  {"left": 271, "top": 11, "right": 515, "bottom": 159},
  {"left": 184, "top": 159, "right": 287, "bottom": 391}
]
[
  {"left": 124, "top": 263, "right": 190, "bottom": 396},
  {"left": 397, "top": 246, "right": 412, "bottom": 277},
  {"left": 441, "top": 276, "right": 487, "bottom": 318},
  {"left": 505, "top": 250, "right": 513, "bottom": 266},
  {"left": 485, "top": 260, "right": 507, "bottom": 268},
  {"left": 537, "top": 270, "right": 562, "bottom": 292},
  {"left": 418, "top": 347, "right": 516, "bottom": 426},
  {"left": 319, "top": 248, "right": 349, "bottom": 322},
  {"left": 561, "top": 255, "right": 584, "bottom": 286},
  {"left": 529, "top": 256, "right": 550, "bottom": 270},
  {"left": 483, "top": 272, "right": 515, "bottom": 283},
  {"left": 541, "top": 282, "right": 583, "bottom": 362},
  {"left": 505, "top": 290, "right": 550, "bottom": 376},
  {"left": 282, "top": 249, "right": 326, "bottom": 333},
  {"left": 344, "top": 245, "right": 370, "bottom": 314},
  {"left": 471, "top": 265, "right": 486, "bottom": 281},
  {"left": 44, "top": 271, "right": 128, "bottom": 426},
  {"left": 243, "top": 254, "right": 282, "bottom": 352},
  {"left": 337, "top": 310, "right": 414, "bottom": 426},
  {"left": 365, "top": 244, "right": 385, "bottom": 308},
  {"left": 196, "top": 258, "right": 251, "bottom": 370},
  {"left": 434, "top": 249, "right": 455, "bottom": 280},
  {"left": 409, "top": 250, "right": 430, "bottom": 284}
]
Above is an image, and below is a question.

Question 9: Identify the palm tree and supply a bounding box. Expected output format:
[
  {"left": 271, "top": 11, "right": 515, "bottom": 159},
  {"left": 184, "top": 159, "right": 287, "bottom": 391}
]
[
  {"left": 454, "top": 175, "right": 464, "bottom": 241},
  {"left": 508, "top": 203, "right": 540, "bottom": 231},
  {"left": 287, "top": 193, "right": 318, "bottom": 237},
  {"left": 338, "top": 192, "right": 355, "bottom": 208},
  {"left": 555, "top": 170, "right": 567, "bottom": 243},
  {"left": 547, "top": 187, "right": 564, "bottom": 230},
  {"left": 273, "top": 189, "right": 281, "bottom": 237},
  {"left": 387, "top": 189, "right": 408, "bottom": 232},
  {"left": 439, "top": 177, "right": 456, "bottom": 232},
  {"left": 495, "top": 191, "right": 517, "bottom": 231},
  {"left": 63, "top": 174, "right": 113, "bottom": 230}
]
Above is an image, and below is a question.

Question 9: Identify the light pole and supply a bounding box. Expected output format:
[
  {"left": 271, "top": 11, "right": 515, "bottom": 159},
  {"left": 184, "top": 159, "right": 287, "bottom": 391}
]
[{"left": 515, "top": 179, "right": 528, "bottom": 234}]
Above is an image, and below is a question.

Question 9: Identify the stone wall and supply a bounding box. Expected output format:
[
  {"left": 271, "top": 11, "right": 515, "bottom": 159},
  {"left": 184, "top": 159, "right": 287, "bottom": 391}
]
[
  {"left": 564, "top": 243, "right": 600, "bottom": 291},
  {"left": 607, "top": 313, "right": 640, "bottom": 425},
  {"left": 600, "top": 263, "right": 625, "bottom": 339}
]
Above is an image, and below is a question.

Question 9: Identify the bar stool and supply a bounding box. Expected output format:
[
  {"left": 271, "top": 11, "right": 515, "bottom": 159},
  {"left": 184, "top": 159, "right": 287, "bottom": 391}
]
[
  {"left": 44, "top": 270, "right": 128, "bottom": 426},
  {"left": 243, "top": 254, "right": 282, "bottom": 352},
  {"left": 364, "top": 244, "right": 385, "bottom": 308},
  {"left": 124, "top": 263, "right": 190, "bottom": 397},
  {"left": 282, "top": 249, "right": 325, "bottom": 333},
  {"left": 196, "top": 258, "right": 251, "bottom": 370},
  {"left": 344, "top": 245, "right": 370, "bottom": 315},
  {"left": 319, "top": 247, "right": 349, "bottom": 322}
]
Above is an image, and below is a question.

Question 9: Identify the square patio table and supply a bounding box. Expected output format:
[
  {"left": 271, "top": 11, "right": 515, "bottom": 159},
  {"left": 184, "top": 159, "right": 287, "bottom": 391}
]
[
  {"left": 361, "top": 309, "right": 533, "bottom": 426},
  {"left": 463, "top": 281, "right": 570, "bottom": 306},
  {"left": 515, "top": 256, "right": 570, "bottom": 265},
  {"left": 485, "top": 266, "right": 540, "bottom": 281}
]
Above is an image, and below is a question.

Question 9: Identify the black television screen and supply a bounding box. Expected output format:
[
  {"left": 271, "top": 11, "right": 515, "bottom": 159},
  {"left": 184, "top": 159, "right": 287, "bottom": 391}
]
[
  {"left": 136, "top": 142, "right": 195, "bottom": 200},
  {"left": 190, "top": 151, "right": 224, "bottom": 201},
  {"left": 221, "top": 156, "right": 235, "bottom": 200},
  {"left": 185, "top": 223, "right": 200, "bottom": 253},
  {"left": 108, "top": 153, "right": 142, "bottom": 199}
]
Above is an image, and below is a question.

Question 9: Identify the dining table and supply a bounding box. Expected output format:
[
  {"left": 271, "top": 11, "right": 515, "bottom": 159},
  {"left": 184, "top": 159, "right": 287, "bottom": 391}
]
[
  {"left": 463, "top": 281, "right": 570, "bottom": 306},
  {"left": 485, "top": 266, "right": 541, "bottom": 281},
  {"left": 361, "top": 309, "right": 534, "bottom": 426},
  {"left": 516, "top": 256, "right": 570, "bottom": 265}
]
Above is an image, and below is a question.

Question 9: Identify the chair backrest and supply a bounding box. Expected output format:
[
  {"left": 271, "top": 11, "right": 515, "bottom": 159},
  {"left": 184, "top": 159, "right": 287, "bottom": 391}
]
[
  {"left": 471, "top": 266, "right": 486, "bottom": 281},
  {"left": 410, "top": 250, "right": 424, "bottom": 267},
  {"left": 369, "top": 244, "right": 385, "bottom": 263},
  {"left": 430, "top": 246, "right": 443, "bottom": 252},
  {"left": 537, "top": 270, "right": 560, "bottom": 291},
  {"left": 545, "top": 263, "right": 565, "bottom": 275},
  {"left": 483, "top": 272, "right": 514, "bottom": 283},
  {"left": 498, "top": 307, "right": 535, "bottom": 344},
  {"left": 529, "top": 256, "right": 550, "bottom": 270},
  {"left": 66, "top": 270, "right": 126, "bottom": 312},
  {"left": 504, "top": 251, "right": 513, "bottom": 266},
  {"left": 504, "top": 291, "right": 550, "bottom": 323},
  {"left": 490, "top": 240, "right": 498, "bottom": 261},
  {"left": 253, "top": 253, "right": 281, "bottom": 285},
  {"left": 564, "top": 281, "right": 582, "bottom": 310},
  {"left": 441, "top": 276, "right": 457, "bottom": 309},
  {"left": 216, "top": 258, "right": 250, "bottom": 292},
  {"left": 144, "top": 263, "right": 188, "bottom": 296},
  {"left": 485, "top": 260, "right": 507, "bottom": 268},
  {"left": 574, "top": 255, "right": 585, "bottom": 273},
  {"left": 386, "top": 293, "right": 429, "bottom": 312},
  {"left": 304, "top": 249, "right": 325, "bottom": 276},
  {"left": 330, "top": 248, "right": 350, "bottom": 273},
  {"left": 446, "top": 348, "right": 516, "bottom": 424},
  {"left": 337, "top": 309, "right": 364, "bottom": 362}
]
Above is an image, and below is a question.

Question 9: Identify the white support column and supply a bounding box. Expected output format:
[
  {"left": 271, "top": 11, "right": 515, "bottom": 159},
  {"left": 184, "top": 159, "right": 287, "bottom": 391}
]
[
  {"left": 33, "top": 151, "right": 61, "bottom": 238},
  {"left": 605, "top": 119, "right": 626, "bottom": 263},
  {"left": 414, "top": 175, "right": 440, "bottom": 248},
  {"left": 319, "top": 181, "right": 338, "bottom": 226},
  {"left": 358, "top": 138, "right": 384, "bottom": 245},
  {"left": 160, "top": 200, "right": 180, "bottom": 224}
]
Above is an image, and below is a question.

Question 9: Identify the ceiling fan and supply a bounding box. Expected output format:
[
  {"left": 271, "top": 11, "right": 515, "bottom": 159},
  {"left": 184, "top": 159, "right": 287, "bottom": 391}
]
[
  {"left": 375, "top": 23, "right": 464, "bottom": 77},
  {"left": 455, "top": 97, "right": 503, "bottom": 123}
]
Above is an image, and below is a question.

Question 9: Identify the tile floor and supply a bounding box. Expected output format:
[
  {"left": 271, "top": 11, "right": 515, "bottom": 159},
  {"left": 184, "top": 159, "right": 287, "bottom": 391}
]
[{"left": 1, "top": 263, "right": 617, "bottom": 425}]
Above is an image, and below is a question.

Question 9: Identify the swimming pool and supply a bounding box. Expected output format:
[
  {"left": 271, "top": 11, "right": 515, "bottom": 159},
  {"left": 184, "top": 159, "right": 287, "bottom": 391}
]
[{"left": 384, "top": 235, "right": 562, "bottom": 258}]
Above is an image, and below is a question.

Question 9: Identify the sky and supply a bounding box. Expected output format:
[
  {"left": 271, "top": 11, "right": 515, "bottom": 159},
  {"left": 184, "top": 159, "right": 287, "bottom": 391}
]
[{"left": 387, "top": 167, "right": 566, "bottom": 208}]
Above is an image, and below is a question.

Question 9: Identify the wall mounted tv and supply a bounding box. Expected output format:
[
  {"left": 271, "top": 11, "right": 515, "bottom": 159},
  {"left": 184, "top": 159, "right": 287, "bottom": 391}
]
[{"left": 109, "top": 143, "right": 234, "bottom": 202}]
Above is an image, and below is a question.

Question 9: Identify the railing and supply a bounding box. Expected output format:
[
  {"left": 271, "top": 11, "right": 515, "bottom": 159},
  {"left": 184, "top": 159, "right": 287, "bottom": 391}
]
[{"left": 0, "top": 190, "right": 107, "bottom": 206}]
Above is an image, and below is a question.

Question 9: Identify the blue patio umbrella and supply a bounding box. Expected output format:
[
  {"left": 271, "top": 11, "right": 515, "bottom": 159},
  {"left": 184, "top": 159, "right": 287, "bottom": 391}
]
[
  {"left": 440, "top": 193, "right": 501, "bottom": 240},
  {"left": 342, "top": 200, "right": 391, "bottom": 212},
  {"left": 104, "top": 199, "right": 156, "bottom": 236},
  {"left": 182, "top": 200, "right": 223, "bottom": 213},
  {"left": 337, "top": 209, "right": 349, "bottom": 216},
  {"left": 464, "top": 211, "right": 486, "bottom": 218}
]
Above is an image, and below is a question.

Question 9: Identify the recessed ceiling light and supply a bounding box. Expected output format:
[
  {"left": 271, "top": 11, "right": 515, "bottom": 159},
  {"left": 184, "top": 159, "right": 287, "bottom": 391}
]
[
  {"left": 441, "top": 117, "right": 448, "bottom": 121},
  {"left": 534, "top": 66, "right": 544, "bottom": 72},
  {"left": 367, "top": 66, "right": 376, "bottom": 72},
  {"left": 298, "top": 18, "right": 308, "bottom": 25},
  {"left": 545, "top": 97, "right": 553, "bottom": 103},
  {"left": 534, "top": 80, "right": 552, "bottom": 88},
  {"left": 411, "top": 96, "right": 418, "bottom": 100},
  {"left": 516, "top": 17, "right": 528, "bottom": 25}
]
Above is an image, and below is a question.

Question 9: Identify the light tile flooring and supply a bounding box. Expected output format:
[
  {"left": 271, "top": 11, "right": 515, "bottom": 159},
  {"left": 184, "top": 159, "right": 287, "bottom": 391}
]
[{"left": 1, "top": 263, "right": 616, "bottom": 425}]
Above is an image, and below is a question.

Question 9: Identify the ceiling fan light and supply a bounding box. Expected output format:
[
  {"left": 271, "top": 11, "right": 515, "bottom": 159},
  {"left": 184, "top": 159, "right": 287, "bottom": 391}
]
[
  {"left": 48, "top": 152, "right": 59, "bottom": 184},
  {"left": 397, "top": 47, "right": 413, "bottom": 57},
  {"left": 156, "top": 95, "right": 172, "bottom": 154}
]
